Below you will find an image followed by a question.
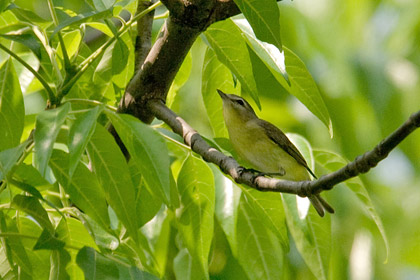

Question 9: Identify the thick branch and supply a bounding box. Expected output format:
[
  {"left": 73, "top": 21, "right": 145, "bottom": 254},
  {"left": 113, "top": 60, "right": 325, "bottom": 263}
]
[
  {"left": 118, "top": 0, "right": 243, "bottom": 123},
  {"left": 149, "top": 99, "right": 420, "bottom": 197},
  {"left": 134, "top": 0, "right": 157, "bottom": 72}
]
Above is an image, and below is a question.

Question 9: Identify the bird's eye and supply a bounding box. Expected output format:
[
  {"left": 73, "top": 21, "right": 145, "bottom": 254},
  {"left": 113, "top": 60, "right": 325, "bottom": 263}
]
[{"left": 235, "top": 99, "right": 245, "bottom": 106}]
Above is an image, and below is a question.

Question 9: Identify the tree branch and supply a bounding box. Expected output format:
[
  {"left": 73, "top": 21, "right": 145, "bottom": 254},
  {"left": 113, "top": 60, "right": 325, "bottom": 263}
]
[
  {"left": 134, "top": 0, "right": 157, "bottom": 72},
  {"left": 118, "top": 0, "right": 243, "bottom": 123},
  {"left": 149, "top": 99, "right": 420, "bottom": 198}
]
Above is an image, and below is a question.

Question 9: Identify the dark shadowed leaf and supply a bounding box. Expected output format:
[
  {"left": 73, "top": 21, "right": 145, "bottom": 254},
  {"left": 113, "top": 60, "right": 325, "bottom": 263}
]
[
  {"left": 11, "top": 195, "right": 54, "bottom": 234},
  {"left": 33, "top": 228, "right": 65, "bottom": 250},
  {"left": 76, "top": 247, "right": 119, "bottom": 280}
]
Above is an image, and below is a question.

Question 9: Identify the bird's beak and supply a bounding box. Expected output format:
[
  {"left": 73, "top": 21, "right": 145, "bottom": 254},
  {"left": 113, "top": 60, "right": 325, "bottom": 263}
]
[{"left": 217, "top": 89, "right": 227, "bottom": 100}]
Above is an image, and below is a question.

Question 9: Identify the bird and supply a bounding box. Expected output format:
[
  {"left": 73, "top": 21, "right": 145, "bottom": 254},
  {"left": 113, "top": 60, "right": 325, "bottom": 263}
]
[{"left": 217, "top": 89, "right": 334, "bottom": 216}]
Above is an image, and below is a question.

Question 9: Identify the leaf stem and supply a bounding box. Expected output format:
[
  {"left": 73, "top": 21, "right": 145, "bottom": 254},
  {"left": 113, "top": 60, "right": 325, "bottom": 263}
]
[
  {"left": 0, "top": 43, "right": 56, "bottom": 104},
  {"left": 47, "top": 0, "right": 71, "bottom": 71},
  {"left": 63, "top": 98, "right": 117, "bottom": 111}
]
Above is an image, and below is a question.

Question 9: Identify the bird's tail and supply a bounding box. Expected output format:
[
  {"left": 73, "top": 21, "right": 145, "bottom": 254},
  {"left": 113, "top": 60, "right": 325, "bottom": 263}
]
[{"left": 308, "top": 194, "right": 335, "bottom": 217}]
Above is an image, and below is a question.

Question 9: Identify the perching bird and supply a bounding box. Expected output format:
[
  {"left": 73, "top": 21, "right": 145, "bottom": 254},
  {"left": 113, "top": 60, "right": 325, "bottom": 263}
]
[{"left": 217, "top": 89, "right": 334, "bottom": 216}]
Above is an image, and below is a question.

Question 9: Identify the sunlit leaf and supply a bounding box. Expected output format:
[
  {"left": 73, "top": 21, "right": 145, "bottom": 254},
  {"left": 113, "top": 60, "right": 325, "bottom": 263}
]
[
  {"left": 0, "top": 59, "right": 24, "bottom": 151},
  {"left": 56, "top": 217, "right": 99, "bottom": 250},
  {"left": 34, "top": 103, "right": 70, "bottom": 177},
  {"left": 233, "top": 0, "right": 282, "bottom": 50},
  {"left": 234, "top": 19, "right": 333, "bottom": 136},
  {"left": 204, "top": 19, "right": 260, "bottom": 108},
  {"left": 57, "top": 30, "right": 82, "bottom": 60},
  {"left": 241, "top": 188, "right": 289, "bottom": 250},
  {"left": 129, "top": 161, "right": 162, "bottom": 228},
  {"left": 173, "top": 248, "right": 205, "bottom": 280},
  {"left": 282, "top": 194, "right": 331, "bottom": 280},
  {"left": 212, "top": 166, "right": 241, "bottom": 255},
  {"left": 314, "top": 149, "right": 390, "bottom": 262},
  {"left": 68, "top": 106, "right": 103, "bottom": 177},
  {"left": 176, "top": 155, "right": 215, "bottom": 277},
  {"left": 112, "top": 38, "right": 129, "bottom": 75},
  {"left": 236, "top": 195, "right": 284, "bottom": 279},
  {"left": 201, "top": 47, "right": 236, "bottom": 138},
  {"left": 51, "top": 8, "right": 113, "bottom": 39},
  {"left": 87, "top": 124, "right": 138, "bottom": 241}
]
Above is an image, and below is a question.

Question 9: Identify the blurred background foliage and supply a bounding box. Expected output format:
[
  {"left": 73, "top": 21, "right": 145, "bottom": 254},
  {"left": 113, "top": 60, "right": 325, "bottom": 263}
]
[
  {"left": 173, "top": 0, "right": 420, "bottom": 279},
  {"left": 1, "top": 0, "right": 420, "bottom": 279}
]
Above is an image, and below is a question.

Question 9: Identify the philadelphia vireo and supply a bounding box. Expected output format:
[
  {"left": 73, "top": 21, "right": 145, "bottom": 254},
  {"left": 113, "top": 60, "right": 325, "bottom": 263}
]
[{"left": 217, "top": 89, "right": 334, "bottom": 217}]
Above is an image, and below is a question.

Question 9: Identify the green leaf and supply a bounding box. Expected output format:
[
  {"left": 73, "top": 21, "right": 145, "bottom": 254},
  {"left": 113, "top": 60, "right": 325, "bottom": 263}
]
[
  {"left": 233, "top": 0, "right": 282, "bottom": 50},
  {"left": 0, "top": 213, "right": 33, "bottom": 275},
  {"left": 234, "top": 20, "right": 333, "bottom": 136},
  {"left": 33, "top": 228, "right": 66, "bottom": 250},
  {"left": 17, "top": 217, "right": 50, "bottom": 278},
  {"left": 212, "top": 166, "right": 241, "bottom": 255},
  {"left": 236, "top": 195, "right": 284, "bottom": 279},
  {"left": 282, "top": 194, "right": 331, "bottom": 280},
  {"left": 87, "top": 124, "right": 138, "bottom": 241},
  {"left": 34, "top": 103, "right": 71, "bottom": 177},
  {"left": 56, "top": 217, "right": 99, "bottom": 251},
  {"left": 241, "top": 188, "right": 289, "bottom": 250},
  {"left": 93, "top": 0, "right": 116, "bottom": 11},
  {"left": 7, "top": 4, "right": 49, "bottom": 24},
  {"left": 107, "top": 112, "right": 171, "bottom": 206},
  {"left": 0, "top": 59, "right": 25, "bottom": 151},
  {"left": 9, "top": 180, "right": 43, "bottom": 200},
  {"left": 112, "top": 38, "right": 129, "bottom": 75},
  {"left": 201, "top": 47, "right": 236, "bottom": 138},
  {"left": 314, "top": 149, "right": 390, "bottom": 262},
  {"left": 50, "top": 150, "right": 110, "bottom": 230},
  {"left": 68, "top": 106, "right": 103, "bottom": 177},
  {"left": 235, "top": 18, "right": 288, "bottom": 84},
  {"left": 11, "top": 195, "right": 54, "bottom": 234},
  {"left": 167, "top": 51, "right": 192, "bottom": 109},
  {"left": 76, "top": 247, "right": 119, "bottom": 280},
  {"left": 176, "top": 155, "right": 215, "bottom": 277},
  {"left": 13, "top": 163, "right": 50, "bottom": 187},
  {"left": 0, "top": 34, "right": 41, "bottom": 57},
  {"left": 112, "top": 33, "right": 134, "bottom": 88},
  {"left": 129, "top": 161, "right": 163, "bottom": 227},
  {"left": 51, "top": 8, "right": 113, "bottom": 39},
  {"left": 284, "top": 48, "right": 333, "bottom": 137},
  {"left": 204, "top": 19, "right": 260, "bottom": 108},
  {"left": 173, "top": 248, "right": 205, "bottom": 280},
  {"left": 0, "top": 142, "right": 26, "bottom": 181},
  {"left": 50, "top": 249, "right": 71, "bottom": 280},
  {"left": 57, "top": 30, "right": 82, "bottom": 60}
]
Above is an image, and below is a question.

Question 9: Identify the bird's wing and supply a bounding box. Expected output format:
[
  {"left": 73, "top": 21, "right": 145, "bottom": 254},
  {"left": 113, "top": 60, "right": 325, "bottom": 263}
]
[{"left": 258, "top": 119, "right": 317, "bottom": 179}]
